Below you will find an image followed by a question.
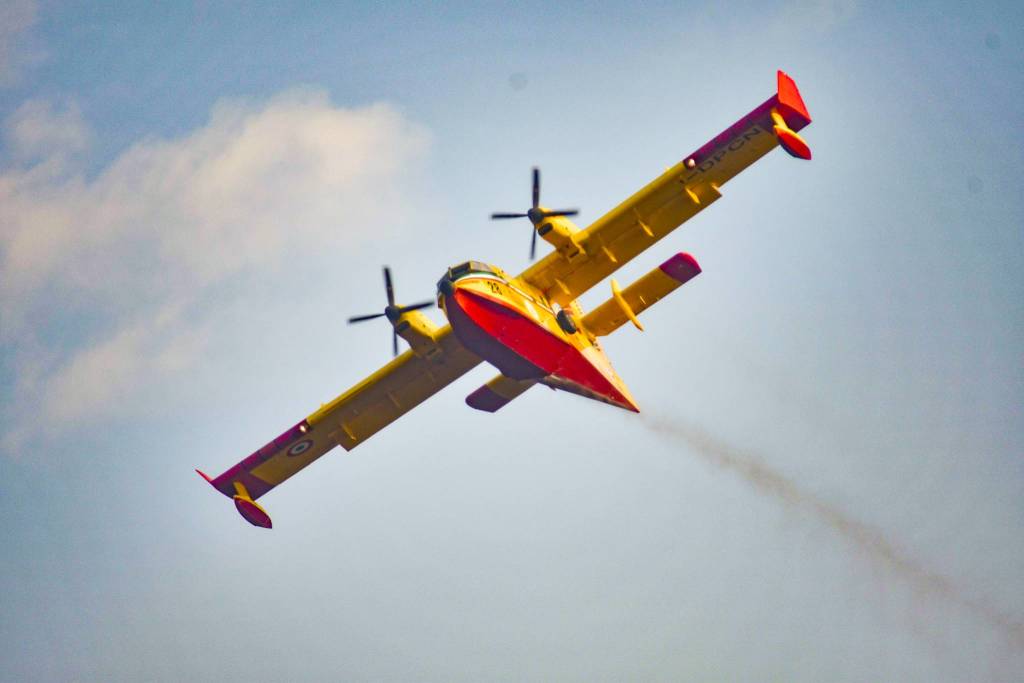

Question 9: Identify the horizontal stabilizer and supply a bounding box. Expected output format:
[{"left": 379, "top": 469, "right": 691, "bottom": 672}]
[
  {"left": 466, "top": 374, "right": 537, "bottom": 412},
  {"left": 581, "top": 253, "right": 701, "bottom": 337}
]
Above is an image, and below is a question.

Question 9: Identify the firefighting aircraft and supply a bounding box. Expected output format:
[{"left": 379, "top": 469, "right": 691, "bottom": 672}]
[{"left": 198, "top": 70, "right": 813, "bottom": 528}]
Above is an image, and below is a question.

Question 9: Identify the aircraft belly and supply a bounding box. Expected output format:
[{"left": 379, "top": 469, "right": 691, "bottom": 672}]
[
  {"left": 446, "top": 288, "right": 635, "bottom": 409},
  {"left": 444, "top": 289, "right": 546, "bottom": 379}
]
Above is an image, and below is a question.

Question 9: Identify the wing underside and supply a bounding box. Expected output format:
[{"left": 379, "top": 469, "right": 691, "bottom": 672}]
[
  {"left": 199, "top": 325, "right": 481, "bottom": 526},
  {"left": 519, "top": 70, "right": 811, "bottom": 305}
]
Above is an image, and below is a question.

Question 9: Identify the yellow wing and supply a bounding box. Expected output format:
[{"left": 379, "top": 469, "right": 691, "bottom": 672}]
[
  {"left": 518, "top": 70, "right": 811, "bottom": 306},
  {"left": 199, "top": 325, "right": 481, "bottom": 525}
]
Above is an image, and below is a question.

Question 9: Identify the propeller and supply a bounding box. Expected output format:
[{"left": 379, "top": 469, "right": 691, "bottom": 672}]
[
  {"left": 347, "top": 266, "right": 434, "bottom": 357},
  {"left": 491, "top": 167, "right": 579, "bottom": 260}
]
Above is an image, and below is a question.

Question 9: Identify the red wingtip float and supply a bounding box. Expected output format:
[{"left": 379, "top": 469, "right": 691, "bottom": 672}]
[
  {"left": 198, "top": 469, "right": 272, "bottom": 528},
  {"left": 198, "top": 71, "right": 813, "bottom": 528},
  {"left": 233, "top": 495, "right": 273, "bottom": 529}
]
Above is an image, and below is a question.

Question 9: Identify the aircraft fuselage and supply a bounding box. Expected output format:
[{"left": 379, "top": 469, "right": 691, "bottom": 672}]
[{"left": 436, "top": 261, "right": 638, "bottom": 411}]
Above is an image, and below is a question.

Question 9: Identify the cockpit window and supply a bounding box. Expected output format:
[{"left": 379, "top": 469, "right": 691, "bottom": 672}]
[
  {"left": 449, "top": 261, "right": 495, "bottom": 278},
  {"left": 438, "top": 261, "right": 503, "bottom": 294}
]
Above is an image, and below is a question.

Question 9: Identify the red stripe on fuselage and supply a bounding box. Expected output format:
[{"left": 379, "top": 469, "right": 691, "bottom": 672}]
[
  {"left": 446, "top": 287, "right": 635, "bottom": 410},
  {"left": 444, "top": 289, "right": 546, "bottom": 380}
]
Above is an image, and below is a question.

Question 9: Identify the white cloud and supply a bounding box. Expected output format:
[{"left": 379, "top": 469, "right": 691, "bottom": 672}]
[
  {"left": 2, "top": 90, "right": 428, "bottom": 311},
  {"left": 0, "top": 89, "right": 431, "bottom": 450},
  {"left": 4, "top": 99, "right": 91, "bottom": 162},
  {"left": 39, "top": 304, "right": 209, "bottom": 423},
  {"left": 0, "top": 0, "right": 43, "bottom": 87}
]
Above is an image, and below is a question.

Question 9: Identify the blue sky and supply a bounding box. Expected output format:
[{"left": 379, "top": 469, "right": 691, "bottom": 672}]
[{"left": 1, "top": 2, "right": 1022, "bottom": 681}]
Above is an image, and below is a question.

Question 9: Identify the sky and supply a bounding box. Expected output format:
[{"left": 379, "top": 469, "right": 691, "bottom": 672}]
[{"left": 1, "top": 1, "right": 1022, "bottom": 681}]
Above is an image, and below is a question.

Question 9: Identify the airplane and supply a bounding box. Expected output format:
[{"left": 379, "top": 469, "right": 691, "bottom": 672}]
[{"left": 197, "top": 70, "right": 813, "bottom": 528}]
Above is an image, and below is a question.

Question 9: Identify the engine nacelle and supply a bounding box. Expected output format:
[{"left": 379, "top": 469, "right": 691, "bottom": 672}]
[
  {"left": 394, "top": 309, "right": 444, "bottom": 358},
  {"left": 537, "top": 216, "right": 583, "bottom": 257}
]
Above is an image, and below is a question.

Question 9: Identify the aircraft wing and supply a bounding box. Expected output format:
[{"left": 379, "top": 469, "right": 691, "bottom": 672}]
[
  {"left": 198, "top": 325, "right": 481, "bottom": 527},
  {"left": 519, "top": 70, "right": 811, "bottom": 306}
]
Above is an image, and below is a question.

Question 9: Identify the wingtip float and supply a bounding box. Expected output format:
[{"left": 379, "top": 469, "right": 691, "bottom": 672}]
[
  {"left": 774, "top": 69, "right": 812, "bottom": 159},
  {"left": 199, "top": 70, "right": 813, "bottom": 528},
  {"left": 197, "top": 468, "right": 273, "bottom": 528}
]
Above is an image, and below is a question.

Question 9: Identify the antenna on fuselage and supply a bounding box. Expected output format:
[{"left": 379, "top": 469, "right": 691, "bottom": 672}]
[
  {"left": 347, "top": 266, "right": 434, "bottom": 357},
  {"left": 490, "top": 167, "right": 579, "bottom": 261}
]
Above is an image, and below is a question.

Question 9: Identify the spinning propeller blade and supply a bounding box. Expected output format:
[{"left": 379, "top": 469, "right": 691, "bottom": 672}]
[
  {"left": 347, "top": 266, "right": 434, "bottom": 357},
  {"left": 347, "top": 312, "right": 387, "bottom": 323},
  {"left": 490, "top": 166, "right": 579, "bottom": 261}
]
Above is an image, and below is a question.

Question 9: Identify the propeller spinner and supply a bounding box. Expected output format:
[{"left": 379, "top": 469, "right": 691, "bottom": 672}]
[
  {"left": 347, "top": 266, "right": 434, "bottom": 357},
  {"left": 491, "top": 167, "right": 578, "bottom": 260}
]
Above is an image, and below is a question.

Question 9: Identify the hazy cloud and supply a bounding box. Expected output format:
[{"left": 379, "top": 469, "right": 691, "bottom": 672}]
[
  {"left": 4, "top": 99, "right": 91, "bottom": 163},
  {"left": 39, "top": 304, "right": 209, "bottom": 424},
  {"left": 0, "top": 90, "right": 430, "bottom": 450}
]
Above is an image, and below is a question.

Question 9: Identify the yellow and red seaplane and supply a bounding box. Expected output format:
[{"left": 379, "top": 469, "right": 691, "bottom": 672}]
[{"left": 198, "top": 70, "right": 813, "bottom": 528}]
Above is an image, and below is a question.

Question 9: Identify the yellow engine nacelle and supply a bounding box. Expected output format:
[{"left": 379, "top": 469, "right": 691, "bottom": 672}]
[
  {"left": 537, "top": 216, "right": 584, "bottom": 258},
  {"left": 394, "top": 309, "right": 444, "bottom": 358}
]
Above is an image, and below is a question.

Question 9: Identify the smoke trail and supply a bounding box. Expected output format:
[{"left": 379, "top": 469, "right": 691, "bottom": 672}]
[{"left": 643, "top": 413, "right": 1024, "bottom": 650}]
